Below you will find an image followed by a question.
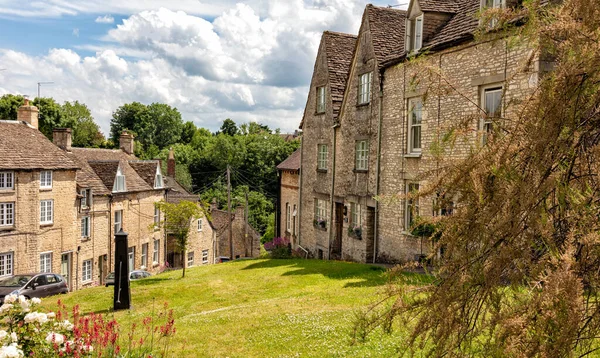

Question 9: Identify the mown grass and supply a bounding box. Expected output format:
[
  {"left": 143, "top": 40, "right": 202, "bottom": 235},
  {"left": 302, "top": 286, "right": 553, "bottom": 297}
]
[{"left": 43, "top": 259, "right": 427, "bottom": 357}]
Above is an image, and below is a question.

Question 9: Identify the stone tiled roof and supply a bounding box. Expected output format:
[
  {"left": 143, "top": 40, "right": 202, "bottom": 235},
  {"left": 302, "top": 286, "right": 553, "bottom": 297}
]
[
  {"left": 0, "top": 120, "right": 79, "bottom": 170},
  {"left": 366, "top": 5, "right": 407, "bottom": 68},
  {"left": 87, "top": 161, "right": 120, "bottom": 193},
  {"left": 277, "top": 149, "right": 301, "bottom": 172},
  {"left": 323, "top": 31, "right": 357, "bottom": 121},
  {"left": 210, "top": 209, "right": 235, "bottom": 233},
  {"left": 129, "top": 161, "right": 159, "bottom": 188},
  {"left": 425, "top": 0, "right": 480, "bottom": 50},
  {"left": 164, "top": 176, "right": 198, "bottom": 203},
  {"left": 418, "top": 0, "right": 460, "bottom": 13}
]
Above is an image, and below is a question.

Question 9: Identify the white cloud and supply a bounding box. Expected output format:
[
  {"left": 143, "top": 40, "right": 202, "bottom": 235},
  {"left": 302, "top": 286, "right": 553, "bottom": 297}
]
[
  {"left": 72, "top": 28, "right": 79, "bottom": 37},
  {"left": 95, "top": 15, "right": 114, "bottom": 23}
]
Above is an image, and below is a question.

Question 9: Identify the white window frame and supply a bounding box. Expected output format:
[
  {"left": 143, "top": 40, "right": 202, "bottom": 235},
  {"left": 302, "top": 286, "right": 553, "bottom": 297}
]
[
  {"left": 113, "top": 167, "right": 126, "bottom": 193},
  {"left": 317, "top": 144, "right": 328, "bottom": 170},
  {"left": 40, "top": 252, "right": 52, "bottom": 273},
  {"left": 40, "top": 200, "right": 54, "bottom": 225},
  {"left": 187, "top": 251, "right": 194, "bottom": 267},
  {"left": 414, "top": 15, "right": 424, "bottom": 52},
  {"left": 358, "top": 72, "right": 372, "bottom": 105},
  {"left": 154, "top": 207, "right": 160, "bottom": 228},
  {"left": 481, "top": 85, "right": 504, "bottom": 145},
  {"left": 40, "top": 170, "right": 53, "bottom": 189},
  {"left": 286, "top": 203, "right": 291, "bottom": 232},
  {"left": 0, "top": 202, "right": 14, "bottom": 227},
  {"left": 141, "top": 243, "right": 148, "bottom": 268},
  {"left": 405, "top": 183, "right": 420, "bottom": 230},
  {"left": 81, "top": 216, "right": 91, "bottom": 238},
  {"left": 82, "top": 259, "right": 92, "bottom": 282},
  {"left": 314, "top": 199, "right": 328, "bottom": 227},
  {"left": 202, "top": 249, "right": 209, "bottom": 264},
  {"left": 0, "top": 252, "right": 13, "bottom": 277},
  {"left": 114, "top": 210, "right": 123, "bottom": 234},
  {"left": 80, "top": 189, "right": 90, "bottom": 209},
  {"left": 408, "top": 98, "right": 423, "bottom": 154},
  {"left": 351, "top": 203, "right": 362, "bottom": 227},
  {"left": 153, "top": 239, "right": 160, "bottom": 263},
  {"left": 197, "top": 218, "right": 203, "bottom": 232},
  {"left": 0, "top": 172, "right": 14, "bottom": 190},
  {"left": 355, "top": 140, "right": 369, "bottom": 171},
  {"left": 154, "top": 166, "right": 164, "bottom": 189},
  {"left": 316, "top": 86, "right": 326, "bottom": 113},
  {"left": 482, "top": 0, "right": 506, "bottom": 27},
  {"left": 292, "top": 204, "right": 297, "bottom": 236}
]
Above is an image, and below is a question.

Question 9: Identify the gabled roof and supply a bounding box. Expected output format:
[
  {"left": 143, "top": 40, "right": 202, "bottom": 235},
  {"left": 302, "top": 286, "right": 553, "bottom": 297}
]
[
  {"left": 129, "top": 161, "right": 160, "bottom": 188},
  {"left": 277, "top": 149, "right": 301, "bottom": 172},
  {"left": 425, "top": 0, "right": 480, "bottom": 50},
  {"left": 365, "top": 5, "right": 407, "bottom": 68},
  {"left": 164, "top": 176, "right": 198, "bottom": 203},
  {"left": 323, "top": 31, "right": 357, "bottom": 121},
  {"left": 418, "top": 0, "right": 460, "bottom": 13},
  {"left": 0, "top": 120, "right": 79, "bottom": 170}
]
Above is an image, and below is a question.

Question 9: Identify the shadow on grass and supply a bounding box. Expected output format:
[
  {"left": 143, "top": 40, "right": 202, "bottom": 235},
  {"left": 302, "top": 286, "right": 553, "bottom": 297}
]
[{"left": 242, "top": 259, "right": 390, "bottom": 288}]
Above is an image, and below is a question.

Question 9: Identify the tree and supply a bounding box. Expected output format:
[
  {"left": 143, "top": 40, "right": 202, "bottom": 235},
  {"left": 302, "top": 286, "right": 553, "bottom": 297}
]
[
  {"left": 181, "top": 121, "right": 196, "bottom": 144},
  {"left": 32, "top": 97, "right": 62, "bottom": 139},
  {"left": 60, "top": 101, "right": 105, "bottom": 147},
  {"left": 357, "top": 1, "right": 600, "bottom": 356},
  {"left": 154, "top": 200, "right": 203, "bottom": 278},
  {"left": 0, "top": 94, "right": 24, "bottom": 120},
  {"left": 147, "top": 103, "right": 183, "bottom": 149},
  {"left": 110, "top": 102, "right": 148, "bottom": 147},
  {"left": 219, "top": 118, "right": 238, "bottom": 136}
]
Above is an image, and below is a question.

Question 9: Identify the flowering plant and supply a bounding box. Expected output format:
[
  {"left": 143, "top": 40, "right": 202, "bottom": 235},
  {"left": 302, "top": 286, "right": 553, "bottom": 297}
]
[
  {"left": 313, "top": 219, "right": 327, "bottom": 229},
  {"left": 264, "top": 237, "right": 291, "bottom": 258},
  {"left": 348, "top": 226, "right": 362, "bottom": 239},
  {"left": 0, "top": 295, "right": 176, "bottom": 357}
]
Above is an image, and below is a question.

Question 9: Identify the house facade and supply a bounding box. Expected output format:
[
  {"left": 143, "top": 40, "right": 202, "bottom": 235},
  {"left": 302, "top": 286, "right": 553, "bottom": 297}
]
[
  {"left": 211, "top": 204, "right": 260, "bottom": 260},
  {"left": 297, "top": 1, "right": 545, "bottom": 263},
  {"left": 276, "top": 149, "right": 300, "bottom": 242}
]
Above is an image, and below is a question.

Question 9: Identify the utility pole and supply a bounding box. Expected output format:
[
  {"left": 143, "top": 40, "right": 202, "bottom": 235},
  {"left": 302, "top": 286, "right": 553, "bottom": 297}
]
[
  {"left": 37, "top": 81, "right": 54, "bottom": 98},
  {"left": 245, "top": 189, "right": 249, "bottom": 257},
  {"left": 227, "top": 165, "right": 233, "bottom": 260}
]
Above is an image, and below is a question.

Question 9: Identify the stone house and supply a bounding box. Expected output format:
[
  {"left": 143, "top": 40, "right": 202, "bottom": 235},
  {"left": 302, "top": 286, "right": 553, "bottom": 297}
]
[
  {"left": 57, "top": 130, "right": 166, "bottom": 288},
  {"left": 297, "top": 1, "right": 545, "bottom": 263},
  {"left": 164, "top": 149, "right": 215, "bottom": 268},
  {"left": 210, "top": 204, "right": 260, "bottom": 260},
  {"left": 0, "top": 100, "right": 80, "bottom": 289},
  {"left": 276, "top": 149, "right": 300, "bottom": 242}
]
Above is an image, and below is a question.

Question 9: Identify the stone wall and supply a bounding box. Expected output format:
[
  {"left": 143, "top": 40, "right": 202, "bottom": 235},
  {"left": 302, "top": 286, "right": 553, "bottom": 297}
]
[{"left": 280, "top": 170, "right": 299, "bottom": 243}]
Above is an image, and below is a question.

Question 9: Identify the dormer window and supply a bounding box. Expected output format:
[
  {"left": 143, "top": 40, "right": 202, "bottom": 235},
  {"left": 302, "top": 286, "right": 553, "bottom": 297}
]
[
  {"left": 405, "top": 15, "right": 424, "bottom": 53},
  {"left": 482, "top": 0, "right": 505, "bottom": 27},
  {"left": 113, "top": 167, "right": 126, "bottom": 193},
  {"left": 154, "top": 166, "right": 164, "bottom": 189},
  {"left": 414, "top": 15, "right": 423, "bottom": 51}
]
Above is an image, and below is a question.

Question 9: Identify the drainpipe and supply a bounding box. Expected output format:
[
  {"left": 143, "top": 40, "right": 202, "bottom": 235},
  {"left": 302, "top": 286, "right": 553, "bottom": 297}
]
[
  {"left": 328, "top": 122, "right": 339, "bottom": 260},
  {"left": 276, "top": 171, "right": 281, "bottom": 239},
  {"left": 373, "top": 72, "right": 385, "bottom": 264},
  {"left": 297, "top": 134, "right": 304, "bottom": 248}
]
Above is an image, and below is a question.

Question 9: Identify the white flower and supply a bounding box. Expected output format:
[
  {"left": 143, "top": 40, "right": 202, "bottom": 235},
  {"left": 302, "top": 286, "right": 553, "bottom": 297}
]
[
  {"left": 0, "top": 330, "right": 7, "bottom": 340},
  {"left": 23, "top": 312, "right": 48, "bottom": 325},
  {"left": 0, "top": 343, "right": 23, "bottom": 358},
  {"left": 46, "top": 332, "right": 65, "bottom": 345},
  {"left": 0, "top": 304, "right": 13, "bottom": 314},
  {"left": 83, "top": 345, "right": 93, "bottom": 353},
  {"left": 58, "top": 320, "right": 73, "bottom": 331},
  {"left": 2, "top": 295, "right": 16, "bottom": 304},
  {"left": 47, "top": 312, "right": 56, "bottom": 319},
  {"left": 30, "top": 297, "right": 41, "bottom": 305},
  {"left": 9, "top": 332, "right": 16, "bottom": 343}
]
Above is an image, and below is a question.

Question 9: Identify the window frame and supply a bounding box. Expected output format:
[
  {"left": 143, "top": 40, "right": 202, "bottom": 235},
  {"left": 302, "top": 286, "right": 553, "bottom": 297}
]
[
  {"left": 40, "top": 252, "right": 52, "bottom": 273},
  {"left": 316, "top": 86, "right": 326, "bottom": 114},
  {"left": 355, "top": 140, "right": 369, "bottom": 171},
  {"left": 480, "top": 85, "right": 504, "bottom": 145},
  {"left": 187, "top": 251, "right": 194, "bottom": 267},
  {"left": 317, "top": 144, "right": 328, "bottom": 171},
  {"left": 80, "top": 189, "right": 91, "bottom": 209},
  {"left": 197, "top": 218, "right": 203, "bottom": 232},
  {"left": 40, "top": 170, "right": 53, "bottom": 190},
  {"left": 414, "top": 15, "right": 424, "bottom": 52},
  {"left": 314, "top": 198, "right": 328, "bottom": 227},
  {"left": 202, "top": 249, "right": 209, "bottom": 264},
  {"left": 408, "top": 97, "right": 423, "bottom": 154},
  {"left": 82, "top": 259, "right": 92, "bottom": 283},
  {"left": 141, "top": 243, "right": 148, "bottom": 268},
  {"left": 0, "top": 252, "right": 12, "bottom": 277},
  {"left": 153, "top": 239, "right": 160, "bottom": 264},
  {"left": 0, "top": 172, "right": 14, "bottom": 190},
  {"left": 357, "top": 72, "right": 373, "bottom": 105},
  {"left": 113, "top": 167, "right": 126, "bottom": 193},
  {"left": 482, "top": 0, "right": 506, "bottom": 27},
  {"left": 286, "top": 203, "right": 291, "bottom": 232},
  {"left": 405, "top": 183, "right": 420, "bottom": 231},
  {"left": 154, "top": 166, "right": 164, "bottom": 189},
  {"left": 351, "top": 203, "right": 362, "bottom": 228},
  {"left": 0, "top": 202, "right": 14, "bottom": 227},
  {"left": 114, "top": 210, "right": 123, "bottom": 234},
  {"left": 40, "top": 200, "right": 54, "bottom": 225},
  {"left": 81, "top": 216, "right": 91, "bottom": 238},
  {"left": 154, "top": 207, "right": 160, "bottom": 228}
]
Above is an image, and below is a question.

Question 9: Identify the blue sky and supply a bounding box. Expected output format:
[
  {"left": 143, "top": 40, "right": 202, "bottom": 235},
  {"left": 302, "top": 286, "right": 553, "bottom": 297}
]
[{"left": 0, "top": 0, "right": 406, "bottom": 134}]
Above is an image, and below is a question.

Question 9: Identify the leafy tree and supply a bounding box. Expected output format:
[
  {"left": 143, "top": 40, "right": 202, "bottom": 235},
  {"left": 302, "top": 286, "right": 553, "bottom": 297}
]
[
  {"left": 357, "top": 1, "right": 600, "bottom": 356},
  {"left": 219, "top": 118, "right": 238, "bottom": 136},
  {"left": 154, "top": 200, "right": 203, "bottom": 278},
  {"left": 110, "top": 102, "right": 147, "bottom": 146},
  {"left": 181, "top": 121, "right": 196, "bottom": 144},
  {"left": 0, "top": 94, "right": 24, "bottom": 120},
  {"left": 60, "top": 101, "right": 104, "bottom": 147},
  {"left": 32, "top": 97, "right": 62, "bottom": 139},
  {"left": 148, "top": 103, "right": 183, "bottom": 149}
]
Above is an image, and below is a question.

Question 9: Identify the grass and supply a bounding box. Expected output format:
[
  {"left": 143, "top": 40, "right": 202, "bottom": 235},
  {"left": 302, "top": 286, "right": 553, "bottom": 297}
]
[{"left": 42, "top": 259, "right": 426, "bottom": 357}]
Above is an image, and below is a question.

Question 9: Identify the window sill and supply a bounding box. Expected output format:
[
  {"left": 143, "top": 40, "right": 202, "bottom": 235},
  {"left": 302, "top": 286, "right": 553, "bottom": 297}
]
[
  {"left": 314, "top": 225, "right": 328, "bottom": 232},
  {"left": 317, "top": 169, "right": 328, "bottom": 173},
  {"left": 40, "top": 223, "right": 54, "bottom": 227},
  {"left": 39, "top": 188, "right": 52, "bottom": 192},
  {"left": 81, "top": 236, "right": 91, "bottom": 242},
  {"left": 353, "top": 169, "right": 368, "bottom": 174},
  {"left": 81, "top": 280, "right": 92, "bottom": 285},
  {"left": 314, "top": 111, "right": 326, "bottom": 115},
  {"left": 0, "top": 226, "right": 15, "bottom": 231},
  {"left": 0, "top": 189, "right": 15, "bottom": 194},
  {"left": 404, "top": 153, "right": 422, "bottom": 158},
  {"left": 356, "top": 102, "right": 370, "bottom": 108}
]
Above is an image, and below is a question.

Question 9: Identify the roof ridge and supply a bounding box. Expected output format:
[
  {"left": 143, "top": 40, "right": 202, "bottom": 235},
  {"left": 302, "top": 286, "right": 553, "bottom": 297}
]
[{"left": 323, "top": 30, "right": 357, "bottom": 38}]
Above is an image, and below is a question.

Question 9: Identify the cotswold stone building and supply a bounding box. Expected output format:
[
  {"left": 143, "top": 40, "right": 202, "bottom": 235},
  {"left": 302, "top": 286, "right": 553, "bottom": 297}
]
[
  {"left": 276, "top": 149, "right": 300, "bottom": 242},
  {"left": 297, "top": 0, "right": 544, "bottom": 263}
]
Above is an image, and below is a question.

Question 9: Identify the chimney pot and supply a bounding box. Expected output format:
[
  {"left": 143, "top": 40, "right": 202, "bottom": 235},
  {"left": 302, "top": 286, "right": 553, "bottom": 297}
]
[
  {"left": 119, "top": 131, "right": 135, "bottom": 155},
  {"left": 17, "top": 99, "right": 39, "bottom": 129},
  {"left": 53, "top": 128, "right": 72, "bottom": 151}
]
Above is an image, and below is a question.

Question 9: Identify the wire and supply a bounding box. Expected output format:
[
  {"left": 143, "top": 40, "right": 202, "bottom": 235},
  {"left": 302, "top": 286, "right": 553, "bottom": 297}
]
[{"left": 191, "top": 171, "right": 227, "bottom": 194}]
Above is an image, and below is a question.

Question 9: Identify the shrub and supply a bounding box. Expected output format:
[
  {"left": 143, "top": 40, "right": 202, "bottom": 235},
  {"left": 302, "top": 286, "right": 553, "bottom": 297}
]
[{"left": 264, "top": 237, "right": 291, "bottom": 259}]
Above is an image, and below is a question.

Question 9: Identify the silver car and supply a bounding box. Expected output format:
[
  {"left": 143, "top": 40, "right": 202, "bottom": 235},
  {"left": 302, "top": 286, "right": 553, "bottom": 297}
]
[
  {"left": 105, "top": 270, "right": 151, "bottom": 287},
  {"left": 0, "top": 273, "right": 69, "bottom": 303}
]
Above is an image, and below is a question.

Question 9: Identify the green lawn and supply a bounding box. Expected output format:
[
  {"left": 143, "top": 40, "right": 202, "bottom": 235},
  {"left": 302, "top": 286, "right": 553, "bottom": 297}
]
[{"left": 44, "top": 259, "right": 423, "bottom": 357}]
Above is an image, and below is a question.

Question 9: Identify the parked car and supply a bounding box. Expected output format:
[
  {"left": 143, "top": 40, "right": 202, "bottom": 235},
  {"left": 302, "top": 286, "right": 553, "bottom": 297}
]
[
  {"left": 105, "top": 270, "right": 151, "bottom": 287},
  {"left": 216, "top": 256, "right": 231, "bottom": 263},
  {"left": 0, "top": 273, "right": 69, "bottom": 303}
]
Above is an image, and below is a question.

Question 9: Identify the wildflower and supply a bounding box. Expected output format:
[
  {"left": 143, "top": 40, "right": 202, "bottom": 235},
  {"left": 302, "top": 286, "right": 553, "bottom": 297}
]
[
  {"left": 24, "top": 312, "right": 48, "bottom": 325},
  {"left": 58, "top": 320, "right": 74, "bottom": 331},
  {"left": 31, "top": 297, "right": 41, "bottom": 305},
  {"left": 0, "top": 343, "right": 23, "bottom": 358}
]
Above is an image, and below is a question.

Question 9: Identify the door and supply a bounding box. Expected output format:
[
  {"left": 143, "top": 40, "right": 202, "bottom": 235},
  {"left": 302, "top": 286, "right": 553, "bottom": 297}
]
[
  {"left": 332, "top": 203, "right": 344, "bottom": 258},
  {"left": 128, "top": 247, "right": 135, "bottom": 272},
  {"left": 98, "top": 255, "right": 108, "bottom": 285},
  {"left": 365, "top": 207, "right": 375, "bottom": 263},
  {"left": 60, "top": 253, "right": 72, "bottom": 291}
]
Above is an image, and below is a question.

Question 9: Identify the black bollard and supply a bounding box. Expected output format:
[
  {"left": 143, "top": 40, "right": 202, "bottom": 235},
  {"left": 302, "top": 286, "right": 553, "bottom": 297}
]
[{"left": 114, "top": 229, "right": 131, "bottom": 311}]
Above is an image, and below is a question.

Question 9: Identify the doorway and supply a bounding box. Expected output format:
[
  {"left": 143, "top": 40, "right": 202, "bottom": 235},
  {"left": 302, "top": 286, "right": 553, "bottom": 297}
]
[
  {"left": 60, "top": 253, "right": 72, "bottom": 291},
  {"left": 128, "top": 247, "right": 135, "bottom": 272},
  {"left": 332, "top": 203, "right": 344, "bottom": 259},
  {"left": 98, "top": 255, "right": 108, "bottom": 285}
]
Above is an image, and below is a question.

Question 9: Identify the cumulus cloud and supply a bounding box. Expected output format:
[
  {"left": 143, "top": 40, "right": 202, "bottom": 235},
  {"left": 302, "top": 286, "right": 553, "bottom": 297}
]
[
  {"left": 0, "top": 0, "right": 405, "bottom": 134},
  {"left": 95, "top": 15, "right": 114, "bottom": 23}
]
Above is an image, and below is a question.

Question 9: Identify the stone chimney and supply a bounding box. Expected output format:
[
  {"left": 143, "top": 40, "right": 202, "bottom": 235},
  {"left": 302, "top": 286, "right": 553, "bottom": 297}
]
[
  {"left": 167, "top": 147, "right": 176, "bottom": 177},
  {"left": 210, "top": 198, "right": 218, "bottom": 212},
  {"left": 53, "top": 128, "right": 72, "bottom": 151},
  {"left": 119, "top": 132, "right": 134, "bottom": 155},
  {"left": 17, "top": 98, "right": 39, "bottom": 129}
]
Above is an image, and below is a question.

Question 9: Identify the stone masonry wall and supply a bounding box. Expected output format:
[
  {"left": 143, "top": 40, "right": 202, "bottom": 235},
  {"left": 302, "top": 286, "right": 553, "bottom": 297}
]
[{"left": 280, "top": 170, "right": 299, "bottom": 243}]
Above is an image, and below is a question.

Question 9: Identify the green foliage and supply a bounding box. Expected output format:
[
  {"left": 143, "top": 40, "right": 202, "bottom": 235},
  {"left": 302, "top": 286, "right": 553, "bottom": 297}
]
[
  {"left": 0, "top": 94, "right": 24, "bottom": 120},
  {"left": 32, "top": 97, "right": 62, "bottom": 139},
  {"left": 261, "top": 212, "right": 275, "bottom": 244},
  {"left": 219, "top": 118, "right": 238, "bottom": 136},
  {"left": 60, "top": 101, "right": 105, "bottom": 147},
  {"left": 181, "top": 121, "right": 196, "bottom": 144}
]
